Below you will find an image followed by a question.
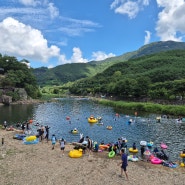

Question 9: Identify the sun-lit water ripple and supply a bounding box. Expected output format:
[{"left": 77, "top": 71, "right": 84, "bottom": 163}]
[{"left": 1, "top": 97, "right": 185, "bottom": 161}]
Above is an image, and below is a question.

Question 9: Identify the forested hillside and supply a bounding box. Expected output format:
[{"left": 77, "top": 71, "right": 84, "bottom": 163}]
[
  {"left": 33, "top": 60, "right": 122, "bottom": 86},
  {"left": 33, "top": 41, "right": 185, "bottom": 86},
  {"left": 0, "top": 55, "right": 40, "bottom": 102},
  {"left": 69, "top": 50, "right": 185, "bottom": 101},
  {"left": 34, "top": 63, "right": 97, "bottom": 86}
]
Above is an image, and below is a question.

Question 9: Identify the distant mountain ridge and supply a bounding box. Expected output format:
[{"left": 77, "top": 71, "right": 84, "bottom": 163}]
[
  {"left": 33, "top": 41, "right": 185, "bottom": 86},
  {"left": 130, "top": 40, "right": 185, "bottom": 59}
]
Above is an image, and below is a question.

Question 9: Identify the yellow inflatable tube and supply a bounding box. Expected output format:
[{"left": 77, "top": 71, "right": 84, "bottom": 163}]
[
  {"left": 180, "top": 153, "right": 185, "bottom": 158},
  {"left": 129, "top": 148, "right": 138, "bottom": 153},
  {"left": 71, "top": 130, "right": 78, "bottom": 134},
  {"left": 88, "top": 117, "right": 98, "bottom": 123},
  {"left": 26, "top": 135, "right": 37, "bottom": 142},
  {"left": 69, "top": 149, "right": 83, "bottom": 158}
]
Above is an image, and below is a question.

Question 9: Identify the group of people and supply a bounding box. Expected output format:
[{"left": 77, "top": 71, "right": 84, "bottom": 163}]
[
  {"left": 3, "top": 119, "right": 185, "bottom": 181},
  {"left": 78, "top": 135, "right": 129, "bottom": 180},
  {"left": 36, "top": 125, "right": 50, "bottom": 142},
  {"left": 107, "top": 138, "right": 128, "bottom": 155},
  {"left": 51, "top": 133, "right": 93, "bottom": 156},
  {"left": 34, "top": 125, "right": 67, "bottom": 156},
  {"left": 78, "top": 134, "right": 93, "bottom": 155},
  {"left": 3, "top": 120, "right": 31, "bottom": 132},
  {"left": 118, "top": 143, "right": 184, "bottom": 181},
  {"left": 50, "top": 134, "right": 66, "bottom": 155},
  {"left": 79, "top": 136, "right": 128, "bottom": 156}
]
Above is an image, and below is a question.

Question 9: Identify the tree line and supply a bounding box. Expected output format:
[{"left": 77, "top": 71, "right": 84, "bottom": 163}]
[
  {"left": 69, "top": 50, "right": 185, "bottom": 102},
  {"left": 0, "top": 54, "right": 41, "bottom": 101}
]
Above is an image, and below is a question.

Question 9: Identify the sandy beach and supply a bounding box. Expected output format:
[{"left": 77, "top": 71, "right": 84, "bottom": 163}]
[{"left": 0, "top": 129, "right": 185, "bottom": 185}]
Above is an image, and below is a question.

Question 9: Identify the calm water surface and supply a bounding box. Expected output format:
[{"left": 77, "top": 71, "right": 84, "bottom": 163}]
[{"left": 1, "top": 97, "right": 185, "bottom": 161}]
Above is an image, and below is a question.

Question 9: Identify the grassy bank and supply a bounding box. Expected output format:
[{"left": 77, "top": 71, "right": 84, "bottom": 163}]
[{"left": 93, "top": 98, "right": 185, "bottom": 116}]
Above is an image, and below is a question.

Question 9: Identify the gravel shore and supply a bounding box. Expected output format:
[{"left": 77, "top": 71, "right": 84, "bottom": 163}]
[{"left": 0, "top": 129, "right": 185, "bottom": 185}]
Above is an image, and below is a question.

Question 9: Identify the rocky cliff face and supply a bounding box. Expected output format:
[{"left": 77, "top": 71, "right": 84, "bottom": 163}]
[
  {"left": 15, "top": 88, "right": 28, "bottom": 100},
  {"left": 0, "top": 95, "right": 12, "bottom": 105},
  {"left": 0, "top": 88, "right": 28, "bottom": 105}
]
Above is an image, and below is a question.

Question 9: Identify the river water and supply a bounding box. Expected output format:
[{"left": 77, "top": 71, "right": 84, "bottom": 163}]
[{"left": 0, "top": 97, "right": 185, "bottom": 161}]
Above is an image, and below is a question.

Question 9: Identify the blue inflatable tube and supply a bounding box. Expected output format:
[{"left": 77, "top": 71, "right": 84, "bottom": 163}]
[
  {"left": 23, "top": 138, "right": 39, "bottom": 145},
  {"left": 13, "top": 134, "right": 26, "bottom": 140}
]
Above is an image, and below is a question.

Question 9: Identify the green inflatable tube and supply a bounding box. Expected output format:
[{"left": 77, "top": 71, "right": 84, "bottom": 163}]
[{"left": 108, "top": 150, "right": 115, "bottom": 158}]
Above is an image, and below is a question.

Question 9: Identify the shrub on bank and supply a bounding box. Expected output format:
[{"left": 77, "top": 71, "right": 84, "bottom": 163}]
[{"left": 95, "top": 98, "right": 185, "bottom": 116}]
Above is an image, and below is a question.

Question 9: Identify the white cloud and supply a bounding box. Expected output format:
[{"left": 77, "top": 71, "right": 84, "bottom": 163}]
[
  {"left": 58, "top": 54, "right": 70, "bottom": 65},
  {"left": 71, "top": 47, "right": 88, "bottom": 63},
  {"left": 1, "top": 1, "right": 59, "bottom": 25},
  {"left": 58, "top": 48, "right": 116, "bottom": 65},
  {"left": 48, "top": 64, "right": 54, "bottom": 69},
  {"left": 58, "top": 17, "right": 100, "bottom": 36},
  {"left": 116, "top": 1, "right": 139, "bottom": 19},
  {"left": 58, "top": 47, "right": 88, "bottom": 65},
  {"left": 91, "top": 51, "right": 115, "bottom": 61},
  {"left": 110, "top": 0, "right": 150, "bottom": 19},
  {"left": 0, "top": 17, "right": 60, "bottom": 63},
  {"left": 59, "top": 27, "right": 94, "bottom": 37},
  {"left": 47, "top": 3, "right": 59, "bottom": 19},
  {"left": 144, "top": 30, "right": 151, "bottom": 45},
  {"left": 110, "top": 0, "right": 121, "bottom": 9},
  {"left": 18, "top": 0, "right": 41, "bottom": 7},
  {"left": 18, "top": 0, "right": 51, "bottom": 7},
  {"left": 156, "top": 0, "right": 185, "bottom": 41},
  {"left": 142, "top": 0, "right": 150, "bottom": 6}
]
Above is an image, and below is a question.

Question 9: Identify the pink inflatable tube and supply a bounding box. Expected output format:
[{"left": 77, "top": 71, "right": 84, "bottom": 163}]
[
  {"left": 151, "top": 157, "right": 162, "bottom": 164},
  {"left": 160, "top": 143, "right": 167, "bottom": 149}
]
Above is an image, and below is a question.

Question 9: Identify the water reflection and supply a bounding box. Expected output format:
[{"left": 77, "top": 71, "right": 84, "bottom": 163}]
[
  {"left": 0, "top": 97, "right": 185, "bottom": 161},
  {"left": 0, "top": 104, "right": 34, "bottom": 124}
]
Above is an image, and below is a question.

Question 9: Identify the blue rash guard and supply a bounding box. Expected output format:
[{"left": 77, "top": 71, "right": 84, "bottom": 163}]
[{"left": 121, "top": 153, "right": 128, "bottom": 167}]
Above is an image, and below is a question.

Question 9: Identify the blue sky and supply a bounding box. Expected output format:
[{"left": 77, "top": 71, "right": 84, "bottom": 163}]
[{"left": 0, "top": 0, "right": 185, "bottom": 68}]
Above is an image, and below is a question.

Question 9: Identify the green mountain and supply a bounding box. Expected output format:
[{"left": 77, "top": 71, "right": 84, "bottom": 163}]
[
  {"left": 130, "top": 40, "right": 185, "bottom": 59},
  {"left": 33, "top": 41, "right": 185, "bottom": 86},
  {"left": 69, "top": 49, "right": 185, "bottom": 100}
]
